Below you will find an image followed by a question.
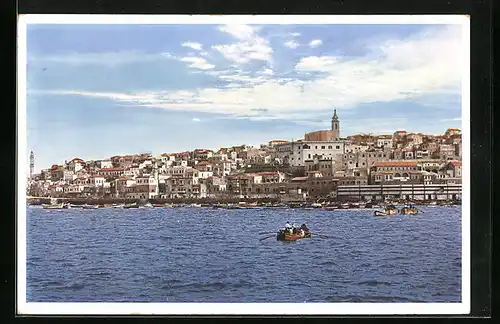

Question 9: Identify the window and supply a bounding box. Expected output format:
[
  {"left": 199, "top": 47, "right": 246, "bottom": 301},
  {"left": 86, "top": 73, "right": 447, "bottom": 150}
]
[
  {"left": 321, "top": 146, "right": 325, "bottom": 149},
  {"left": 315, "top": 146, "right": 318, "bottom": 149},
  {"left": 328, "top": 146, "right": 332, "bottom": 149},
  {"left": 336, "top": 145, "right": 340, "bottom": 149}
]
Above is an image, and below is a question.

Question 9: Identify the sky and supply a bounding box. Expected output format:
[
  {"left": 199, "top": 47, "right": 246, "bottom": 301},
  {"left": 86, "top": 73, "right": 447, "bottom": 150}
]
[{"left": 25, "top": 23, "right": 464, "bottom": 172}]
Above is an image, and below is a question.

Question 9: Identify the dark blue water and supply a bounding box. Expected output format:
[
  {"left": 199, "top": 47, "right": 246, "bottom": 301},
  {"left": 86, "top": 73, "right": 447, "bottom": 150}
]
[{"left": 26, "top": 206, "right": 462, "bottom": 302}]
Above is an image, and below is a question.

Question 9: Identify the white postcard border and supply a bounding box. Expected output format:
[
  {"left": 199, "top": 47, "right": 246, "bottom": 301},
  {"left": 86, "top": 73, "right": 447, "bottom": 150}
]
[{"left": 17, "top": 14, "right": 471, "bottom": 315}]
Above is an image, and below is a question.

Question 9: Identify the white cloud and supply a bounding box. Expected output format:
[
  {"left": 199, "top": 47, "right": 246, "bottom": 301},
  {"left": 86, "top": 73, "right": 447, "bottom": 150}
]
[
  {"left": 309, "top": 39, "right": 323, "bottom": 48},
  {"left": 284, "top": 40, "right": 299, "bottom": 49},
  {"left": 181, "top": 42, "right": 203, "bottom": 51},
  {"left": 38, "top": 26, "right": 463, "bottom": 123},
  {"left": 260, "top": 68, "right": 274, "bottom": 75},
  {"left": 290, "top": 32, "right": 301, "bottom": 37},
  {"left": 192, "top": 117, "right": 201, "bottom": 122},
  {"left": 212, "top": 24, "right": 272, "bottom": 64},
  {"left": 180, "top": 57, "right": 215, "bottom": 70}
]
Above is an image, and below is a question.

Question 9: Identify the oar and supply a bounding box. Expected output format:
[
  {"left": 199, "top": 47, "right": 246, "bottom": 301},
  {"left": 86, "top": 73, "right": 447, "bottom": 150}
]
[
  {"left": 258, "top": 231, "right": 277, "bottom": 235},
  {"left": 259, "top": 234, "right": 275, "bottom": 241},
  {"left": 311, "top": 233, "right": 329, "bottom": 239}
]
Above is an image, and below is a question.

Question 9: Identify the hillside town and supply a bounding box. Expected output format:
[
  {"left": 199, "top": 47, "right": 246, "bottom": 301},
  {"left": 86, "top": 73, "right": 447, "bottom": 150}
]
[{"left": 27, "top": 109, "right": 462, "bottom": 203}]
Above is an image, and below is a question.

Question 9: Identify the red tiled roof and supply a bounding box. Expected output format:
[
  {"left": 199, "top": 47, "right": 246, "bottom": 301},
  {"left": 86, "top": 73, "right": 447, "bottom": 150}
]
[
  {"left": 197, "top": 161, "right": 211, "bottom": 166},
  {"left": 372, "top": 161, "right": 418, "bottom": 167},
  {"left": 70, "top": 158, "right": 85, "bottom": 163}
]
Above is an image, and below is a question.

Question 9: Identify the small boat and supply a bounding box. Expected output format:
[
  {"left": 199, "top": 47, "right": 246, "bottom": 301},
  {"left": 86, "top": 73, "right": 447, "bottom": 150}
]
[
  {"left": 82, "top": 204, "right": 98, "bottom": 209},
  {"left": 112, "top": 204, "right": 123, "bottom": 208},
  {"left": 374, "top": 208, "right": 398, "bottom": 216},
  {"left": 143, "top": 202, "right": 153, "bottom": 208},
  {"left": 276, "top": 229, "right": 312, "bottom": 241},
  {"left": 310, "top": 203, "right": 323, "bottom": 208},
  {"left": 152, "top": 203, "right": 164, "bottom": 208},
  {"left": 400, "top": 207, "right": 419, "bottom": 215},
  {"left": 190, "top": 203, "right": 202, "bottom": 208},
  {"left": 123, "top": 203, "right": 139, "bottom": 209},
  {"left": 42, "top": 203, "right": 68, "bottom": 209}
]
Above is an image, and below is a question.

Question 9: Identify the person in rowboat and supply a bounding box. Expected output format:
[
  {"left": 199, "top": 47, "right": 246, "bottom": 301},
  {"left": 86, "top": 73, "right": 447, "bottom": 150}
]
[
  {"left": 300, "top": 223, "right": 309, "bottom": 233},
  {"left": 285, "top": 221, "right": 293, "bottom": 234}
]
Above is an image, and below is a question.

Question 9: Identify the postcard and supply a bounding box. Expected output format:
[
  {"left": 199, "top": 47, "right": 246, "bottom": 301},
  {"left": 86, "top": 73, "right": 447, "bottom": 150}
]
[{"left": 17, "top": 14, "right": 470, "bottom": 315}]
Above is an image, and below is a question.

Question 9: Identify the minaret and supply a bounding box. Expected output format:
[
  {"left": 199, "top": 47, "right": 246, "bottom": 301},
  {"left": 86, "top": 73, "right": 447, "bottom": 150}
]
[
  {"left": 29, "top": 151, "right": 34, "bottom": 180},
  {"left": 331, "top": 109, "right": 340, "bottom": 140}
]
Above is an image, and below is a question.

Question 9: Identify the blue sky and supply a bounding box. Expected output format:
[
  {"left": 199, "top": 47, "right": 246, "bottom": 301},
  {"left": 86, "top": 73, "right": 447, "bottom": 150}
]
[{"left": 26, "top": 23, "right": 463, "bottom": 172}]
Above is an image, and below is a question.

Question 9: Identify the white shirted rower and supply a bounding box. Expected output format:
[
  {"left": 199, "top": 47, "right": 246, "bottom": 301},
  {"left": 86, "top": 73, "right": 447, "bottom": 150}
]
[{"left": 285, "top": 221, "right": 292, "bottom": 229}]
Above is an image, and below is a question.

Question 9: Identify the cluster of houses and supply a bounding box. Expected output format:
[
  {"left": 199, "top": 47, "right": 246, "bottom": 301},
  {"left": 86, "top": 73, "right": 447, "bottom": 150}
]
[{"left": 28, "top": 110, "right": 462, "bottom": 201}]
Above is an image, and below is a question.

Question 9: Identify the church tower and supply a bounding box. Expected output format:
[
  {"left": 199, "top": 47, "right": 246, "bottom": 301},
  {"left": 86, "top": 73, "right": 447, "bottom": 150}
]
[{"left": 331, "top": 109, "right": 340, "bottom": 140}]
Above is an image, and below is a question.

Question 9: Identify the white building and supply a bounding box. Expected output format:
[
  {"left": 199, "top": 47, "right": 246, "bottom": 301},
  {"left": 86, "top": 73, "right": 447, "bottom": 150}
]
[
  {"left": 275, "top": 140, "right": 346, "bottom": 167},
  {"left": 376, "top": 136, "right": 393, "bottom": 148}
]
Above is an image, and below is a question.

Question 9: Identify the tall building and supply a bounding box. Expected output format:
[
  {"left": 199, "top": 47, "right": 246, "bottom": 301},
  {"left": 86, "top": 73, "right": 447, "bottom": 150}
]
[
  {"left": 331, "top": 109, "right": 340, "bottom": 139},
  {"left": 304, "top": 108, "right": 341, "bottom": 141},
  {"left": 29, "top": 151, "right": 34, "bottom": 179},
  {"left": 276, "top": 109, "right": 346, "bottom": 167}
]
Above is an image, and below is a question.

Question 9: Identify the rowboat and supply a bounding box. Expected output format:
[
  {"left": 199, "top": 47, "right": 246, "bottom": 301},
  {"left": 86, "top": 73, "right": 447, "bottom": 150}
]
[
  {"left": 152, "top": 204, "right": 165, "bottom": 208},
  {"left": 374, "top": 208, "right": 398, "bottom": 216},
  {"left": 276, "top": 229, "right": 312, "bottom": 241},
  {"left": 400, "top": 207, "right": 419, "bottom": 215},
  {"left": 42, "top": 203, "right": 68, "bottom": 209}
]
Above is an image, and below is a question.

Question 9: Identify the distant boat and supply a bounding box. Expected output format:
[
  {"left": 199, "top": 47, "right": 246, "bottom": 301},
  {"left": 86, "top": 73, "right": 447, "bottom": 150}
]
[
  {"left": 82, "top": 204, "right": 98, "bottom": 209},
  {"left": 42, "top": 203, "right": 68, "bottom": 209},
  {"left": 123, "top": 203, "right": 139, "bottom": 209}
]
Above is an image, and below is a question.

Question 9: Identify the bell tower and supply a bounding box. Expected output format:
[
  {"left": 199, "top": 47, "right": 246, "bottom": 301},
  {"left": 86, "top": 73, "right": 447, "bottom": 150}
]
[{"left": 331, "top": 109, "right": 340, "bottom": 140}]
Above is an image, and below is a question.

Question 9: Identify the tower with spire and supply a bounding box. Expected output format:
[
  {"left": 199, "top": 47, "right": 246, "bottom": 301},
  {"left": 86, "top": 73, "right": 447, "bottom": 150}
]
[
  {"left": 29, "top": 151, "right": 34, "bottom": 180},
  {"left": 331, "top": 108, "right": 340, "bottom": 140}
]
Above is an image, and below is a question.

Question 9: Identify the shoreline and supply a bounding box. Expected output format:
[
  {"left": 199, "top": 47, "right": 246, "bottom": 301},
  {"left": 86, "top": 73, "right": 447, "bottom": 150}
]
[{"left": 26, "top": 197, "right": 461, "bottom": 208}]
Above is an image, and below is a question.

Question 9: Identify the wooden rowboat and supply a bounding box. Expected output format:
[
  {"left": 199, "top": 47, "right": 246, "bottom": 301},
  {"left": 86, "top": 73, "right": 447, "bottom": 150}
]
[
  {"left": 374, "top": 208, "right": 398, "bottom": 216},
  {"left": 400, "top": 207, "right": 419, "bottom": 215},
  {"left": 42, "top": 203, "right": 68, "bottom": 209},
  {"left": 276, "top": 229, "right": 312, "bottom": 241}
]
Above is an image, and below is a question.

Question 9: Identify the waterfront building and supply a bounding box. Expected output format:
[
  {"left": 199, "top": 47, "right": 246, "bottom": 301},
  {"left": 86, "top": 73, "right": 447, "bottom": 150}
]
[{"left": 336, "top": 183, "right": 462, "bottom": 201}]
